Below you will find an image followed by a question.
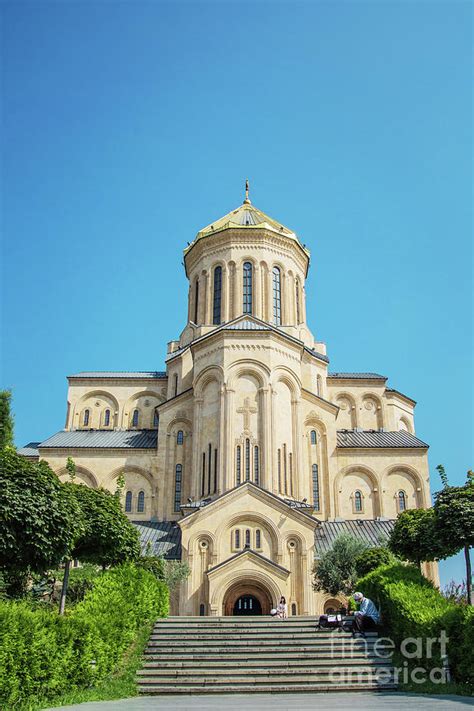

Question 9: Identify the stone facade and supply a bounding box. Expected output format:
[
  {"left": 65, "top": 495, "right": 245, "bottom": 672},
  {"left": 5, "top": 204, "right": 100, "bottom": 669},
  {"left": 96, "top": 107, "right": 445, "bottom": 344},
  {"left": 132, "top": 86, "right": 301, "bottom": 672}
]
[{"left": 21, "top": 194, "right": 438, "bottom": 615}]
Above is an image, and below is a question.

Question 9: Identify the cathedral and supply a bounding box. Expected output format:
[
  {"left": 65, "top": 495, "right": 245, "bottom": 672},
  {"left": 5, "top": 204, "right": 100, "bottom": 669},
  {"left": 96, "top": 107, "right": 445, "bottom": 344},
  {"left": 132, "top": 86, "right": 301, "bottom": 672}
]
[{"left": 19, "top": 186, "right": 437, "bottom": 615}]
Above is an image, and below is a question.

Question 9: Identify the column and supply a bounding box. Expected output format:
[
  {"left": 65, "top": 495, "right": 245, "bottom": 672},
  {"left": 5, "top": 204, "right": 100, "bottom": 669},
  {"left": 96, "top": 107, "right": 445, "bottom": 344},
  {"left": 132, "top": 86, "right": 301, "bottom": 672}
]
[
  {"left": 205, "top": 270, "right": 212, "bottom": 324},
  {"left": 224, "top": 387, "right": 235, "bottom": 490},
  {"left": 192, "top": 398, "right": 203, "bottom": 499},
  {"left": 291, "top": 398, "right": 302, "bottom": 500},
  {"left": 223, "top": 265, "right": 230, "bottom": 323},
  {"left": 254, "top": 264, "right": 260, "bottom": 319},
  {"left": 260, "top": 387, "right": 271, "bottom": 490},
  {"left": 218, "top": 384, "right": 225, "bottom": 494},
  {"left": 233, "top": 264, "right": 240, "bottom": 319},
  {"left": 267, "top": 268, "right": 273, "bottom": 323},
  {"left": 270, "top": 386, "right": 277, "bottom": 494}
]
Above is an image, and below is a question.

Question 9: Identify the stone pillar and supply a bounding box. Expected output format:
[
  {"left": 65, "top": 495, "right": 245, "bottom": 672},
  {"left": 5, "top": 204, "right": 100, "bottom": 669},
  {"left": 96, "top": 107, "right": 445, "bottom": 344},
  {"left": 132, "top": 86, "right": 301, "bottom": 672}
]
[
  {"left": 192, "top": 397, "right": 203, "bottom": 499},
  {"left": 222, "top": 265, "right": 230, "bottom": 323},
  {"left": 260, "top": 387, "right": 271, "bottom": 490},
  {"left": 291, "top": 398, "right": 302, "bottom": 500},
  {"left": 270, "top": 386, "right": 277, "bottom": 494},
  {"left": 267, "top": 267, "right": 273, "bottom": 323},
  {"left": 218, "top": 384, "right": 225, "bottom": 494},
  {"left": 233, "top": 264, "right": 240, "bottom": 319},
  {"left": 254, "top": 264, "right": 260, "bottom": 319},
  {"left": 224, "top": 387, "right": 235, "bottom": 490}
]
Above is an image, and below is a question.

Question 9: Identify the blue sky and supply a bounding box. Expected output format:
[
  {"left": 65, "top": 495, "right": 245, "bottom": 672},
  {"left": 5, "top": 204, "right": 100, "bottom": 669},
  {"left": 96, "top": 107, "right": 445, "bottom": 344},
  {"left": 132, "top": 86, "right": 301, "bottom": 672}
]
[{"left": 2, "top": 1, "right": 472, "bottom": 586}]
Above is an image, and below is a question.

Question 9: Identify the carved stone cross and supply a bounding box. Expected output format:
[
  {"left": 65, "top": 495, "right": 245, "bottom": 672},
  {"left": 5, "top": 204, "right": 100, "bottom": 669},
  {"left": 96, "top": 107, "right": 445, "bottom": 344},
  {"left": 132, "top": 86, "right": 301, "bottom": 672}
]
[{"left": 237, "top": 397, "right": 257, "bottom": 431}]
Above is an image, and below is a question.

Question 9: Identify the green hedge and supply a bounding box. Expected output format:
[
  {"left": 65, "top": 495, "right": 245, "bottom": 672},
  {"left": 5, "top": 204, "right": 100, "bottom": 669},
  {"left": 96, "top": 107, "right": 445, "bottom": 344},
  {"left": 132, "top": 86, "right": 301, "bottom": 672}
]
[
  {"left": 0, "top": 563, "right": 169, "bottom": 708},
  {"left": 357, "top": 563, "right": 473, "bottom": 689}
]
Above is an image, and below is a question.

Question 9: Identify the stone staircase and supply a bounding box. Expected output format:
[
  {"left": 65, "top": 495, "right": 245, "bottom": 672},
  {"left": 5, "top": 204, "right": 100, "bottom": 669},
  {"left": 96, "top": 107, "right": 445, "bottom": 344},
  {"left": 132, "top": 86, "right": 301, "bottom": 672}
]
[{"left": 137, "top": 616, "right": 397, "bottom": 694}]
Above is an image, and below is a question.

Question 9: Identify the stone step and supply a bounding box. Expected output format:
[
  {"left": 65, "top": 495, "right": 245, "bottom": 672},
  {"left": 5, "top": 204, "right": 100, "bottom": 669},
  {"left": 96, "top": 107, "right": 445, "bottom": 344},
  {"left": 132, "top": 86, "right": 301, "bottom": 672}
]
[
  {"left": 141, "top": 657, "right": 392, "bottom": 668},
  {"left": 137, "top": 682, "right": 397, "bottom": 694},
  {"left": 143, "top": 652, "right": 390, "bottom": 662},
  {"left": 148, "top": 633, "right": 373, "bottom": 642},
  {"left": 145, "top": 639, "right": 387, "bottom": 649},
  {"left": 138, "top": 664, "right": 393, "bottom": 676}
]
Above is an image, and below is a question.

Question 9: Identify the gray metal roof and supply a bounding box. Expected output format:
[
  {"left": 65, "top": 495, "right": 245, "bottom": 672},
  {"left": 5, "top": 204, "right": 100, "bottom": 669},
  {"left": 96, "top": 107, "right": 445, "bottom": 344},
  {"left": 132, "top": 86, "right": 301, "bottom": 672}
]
[
  {"left": 132, "top": 521, "right": 182, "bottom": 559},
  {"left": 336, "top": 430, "right": 428, "bottom": 448},
  {"left": 385, "top": 388, "right": 416, "bottom": 404},
  {"left": 225, "top": 319, "right": 271, "bottom": 331},
  {"left": 39, "top": 429, "right": 158, "bottom": 449},
  {"left": 315, "top": 519, "right": 395, "bottom": 556},
  {"left": 327, "top": 372, "right": 386, "bottom": 380},
  {"left": 305, "top": 348, "right": 330, "bottom": 364},
  {"left": 17, "top": 442, "right": 41, "bottom": 457},
  {"left": 69, "top": 371, "right": 167, "bottom": 379}
]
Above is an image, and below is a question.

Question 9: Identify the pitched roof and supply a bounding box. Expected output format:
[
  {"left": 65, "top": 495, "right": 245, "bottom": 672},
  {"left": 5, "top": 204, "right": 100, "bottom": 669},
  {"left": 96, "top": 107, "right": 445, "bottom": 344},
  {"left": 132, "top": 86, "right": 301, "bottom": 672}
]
[
  {"left": 314, "top": 519, "right": 395, "bottom": 556},
  {"left": 336, "top": 430, "right": 428, "bottom": 449},
  {"left": 39, "top": 429, "right": 158, "bottom": 449},
  {"left": 17, "top": 442, "right": 41, "bottom": 458},
  {"left": 68, "top": 371, "right": 167, "bottom": 379},
  {"left": 327, "top": 372, "right": 386, "bottom": 380},
  {"left": 132, "top": 521, "right": 182, "bottom": 559}
]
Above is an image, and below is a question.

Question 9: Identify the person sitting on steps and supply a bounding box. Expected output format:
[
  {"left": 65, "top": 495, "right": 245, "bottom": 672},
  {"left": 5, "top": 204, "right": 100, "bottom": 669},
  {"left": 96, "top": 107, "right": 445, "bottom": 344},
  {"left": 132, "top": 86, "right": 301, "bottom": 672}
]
[
  {"left": 276, "top": 595, "right": 288, "bottom": 619},
  {"left": 351, "top": 591, "right": 380, "bottom": 637}
]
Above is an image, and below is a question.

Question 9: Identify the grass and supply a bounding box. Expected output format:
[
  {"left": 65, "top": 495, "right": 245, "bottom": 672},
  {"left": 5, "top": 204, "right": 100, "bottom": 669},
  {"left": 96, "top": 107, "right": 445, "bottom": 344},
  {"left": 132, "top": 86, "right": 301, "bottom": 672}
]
[{"left": 25, "top": 620, "right": 153, "bottom": 710}]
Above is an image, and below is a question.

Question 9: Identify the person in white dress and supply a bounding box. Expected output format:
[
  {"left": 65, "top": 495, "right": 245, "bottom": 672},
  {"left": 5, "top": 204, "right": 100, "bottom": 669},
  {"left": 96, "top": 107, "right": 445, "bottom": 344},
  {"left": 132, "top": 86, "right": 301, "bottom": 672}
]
[{"left": 276, "top": 595, "right": 288, "bottom": 619}]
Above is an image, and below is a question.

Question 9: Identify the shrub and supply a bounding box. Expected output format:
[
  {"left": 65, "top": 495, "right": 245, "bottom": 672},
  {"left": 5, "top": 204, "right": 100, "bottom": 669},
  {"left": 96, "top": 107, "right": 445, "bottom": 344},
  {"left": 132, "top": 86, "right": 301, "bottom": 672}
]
[
  {"left": 357, "top": 563, "right": 473, "bottom": 689},
  {"left": 355, "top": 546, "right": 396, "bottom": 578},
  {"left": 0, "top": 562, "right": 169, "bottom": 709},
  {"left": 313, "top": 533, "right": 369, "bottom": 596}
]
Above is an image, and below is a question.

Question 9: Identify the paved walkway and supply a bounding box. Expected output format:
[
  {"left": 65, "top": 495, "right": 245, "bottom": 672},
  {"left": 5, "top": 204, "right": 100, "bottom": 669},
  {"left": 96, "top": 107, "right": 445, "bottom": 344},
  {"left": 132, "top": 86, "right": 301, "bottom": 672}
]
[{"left": 46, "top": 691, "right": 474, "bottom": 710}]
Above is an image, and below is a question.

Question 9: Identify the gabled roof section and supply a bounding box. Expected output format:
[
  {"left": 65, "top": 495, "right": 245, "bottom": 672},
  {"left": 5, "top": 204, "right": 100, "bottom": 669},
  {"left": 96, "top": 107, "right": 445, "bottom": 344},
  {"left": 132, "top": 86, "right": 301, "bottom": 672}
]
[
  {"left": 336, "top": 430, "right": 428, "bottom": 449},
  {"left": 68, "top": 371, "right": 167, "bottom": 380},
  {"left": 185, "top": 201, "right": 308, "bottom": 256},
  {"left": 207, "top": 549, "right": 290, "bottom": 576},
  {"left": 39, "top": 429, "right": 158, "bottom": 449},
  {"left": 132, "top": 521, "right": 181, "bottom": 559},
  {"left": 17, "top": 442, "right": 41, "bottom": 458},
  {"left": 315, "top": 519, "right": 395, "bottom": 556},
  {"left": 327, "top": 372, "right": 386, "bottom": 381}
]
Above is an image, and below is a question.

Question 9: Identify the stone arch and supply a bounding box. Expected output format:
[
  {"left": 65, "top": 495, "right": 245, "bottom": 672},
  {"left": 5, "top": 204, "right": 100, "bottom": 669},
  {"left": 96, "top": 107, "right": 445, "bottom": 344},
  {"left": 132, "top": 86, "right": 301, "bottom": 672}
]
[
  {"left": 193, "top": 366, "right": 224, "bottom": 398},
  {"left": 212, "top": 569, "right": 282, "bottom": 615},
  {"left": 271, "top": 367, "right": 302, "bottom": 396},
  {"left": 222, "top": 579, "right": 273, "bottom": 616},
  {"left": 381, "top": 464, "right": 425, "bottom": 511},
  {"left": 323, "top": 596, "right": 344, "bottom": 614},
  {"left": 334, "top": 464, "right": 381, "bottom": 518},
  {"left": 334, "top": 392, "right": 357, "bottom": 429},
  {"left": 398, "top": 416, "right": 413, "bottom": 433},
  {"left": 227, "top": 361, "right": 270, "bottom": 390},
  {"left": 216, "top": 511, "right": 281, "bottom": 560},
  {"left": 360, "top": 393, "right": 383, "bottom": 429},
  {"left": 72, "top": 390, "right": 120, "bottom": 430},
  {"left": 57, "top": 465, "right": 99, "bottom": 489},
  {"left": 110, "top": 465, "right": 154, "bottom": 517},
  {"left": 188, "top": 529, "right": 218, "bottom": 555},
  {"left": 122, "top": 390, "right": 165, "bottom": 429},
  {"left": 166, "top": 416, "right": 192, "bottom": 435}
]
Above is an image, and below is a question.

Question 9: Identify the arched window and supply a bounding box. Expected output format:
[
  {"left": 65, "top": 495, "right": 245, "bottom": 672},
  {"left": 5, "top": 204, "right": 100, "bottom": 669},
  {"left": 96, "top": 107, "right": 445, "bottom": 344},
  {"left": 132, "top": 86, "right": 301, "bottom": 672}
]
[
  {"left": 177, "top": 430, "right": 184, "bottom": 445},
  {"left": 272, "top": 266, "right": 282, "bottom": 326},
  {"left": 236, "top": 445, "right": 241, "bottom": 485},
  {"left": 295, "top": 279, "right": 301, "bottom": 324},
  {"left": 291, "top": 602, "right": 297, "bottom": 616},
  {"left": 245, "top": 529, "right": 251, "bottom": 548},
  {"left": 312, "top": 463, "right": 320, "bottom": 510},
  {"left": 83, "top": 409, "right": 90, "bottom": 427},
  {"left": 174, "top": 464, "right": 182, "bottom": 512},
  {"left": 398, "top": 490, "right": 407, "bottom": 512},
  {"left": 243, "top": 262, "right": 253, "bottom": 314},
  {"left": 132, "top": 409, "right": 139, "bottom": 427},
  {"left": 173, "top": 374, "right": 178, "bottom": 397},
  {"left": 137, "top": 490, "right": 145, "bottom": 513},
  {"left": 245, "top": 438, "right": 251, "bottom": 481},
  {"left": 213, "top": 266, "right": 222, "bottom": 325},
  {"left": 104, "top": 409, "right": 110, "bottom": 427},
  {"left": 354, "top": 490, "right": 363, "bottom": 513},
  {"left": 125, "top": 490, "right": 132, "bottom": 513},
  {"left": 235, "top": 529, "right": 240, "bottom": 549},
  {"left": 153, "top": 410, "right": 159, "bottom": 428},
  {"left": 310, "top": 430, "right": 317, "bottom": 445},
  {"left": 194, "top": 278, "right": 199, "bottom": 323},
  {"left": 199, "top": 603, "right": 205, "bottom": 616},
  {"left": 254, "top": 445, "right": 259, "bottom": 486},
  {"left": 255, "top": 529, "right": 261, "bottom": 549}
]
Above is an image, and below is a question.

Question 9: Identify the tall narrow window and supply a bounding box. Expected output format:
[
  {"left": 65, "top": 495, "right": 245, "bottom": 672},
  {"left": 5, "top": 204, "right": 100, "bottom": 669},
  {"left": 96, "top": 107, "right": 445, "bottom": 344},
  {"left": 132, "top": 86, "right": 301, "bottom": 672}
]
[
  {"left": 104, "top": 409, "right": 110, "bottom": 427},
  {"left": 174, "top": 464, "right": 182, "bottom": 512},
  {"left": 291, "top": 602, "right": 297, "bottom": 616},
  {"left": 312, "top": 464, "right": 320, "bottom": 510},
  {"left": 208, "top": 443, "right": 212, "bottom": 495},
  {"left": 398, "top": 490, "right": 407, "bottom": 512},
  {"left": 201, "top": 453, "right": 206, "bottom": 497},
  {"left": 125, "top": 490, "right": 132, "bottom": 513},
  {"left": 254, "top": 445, "right": 259, "bottom": 486},
  {"left": 354, "top": 490, "right": 363, "bottom": 513},
  {"left": 177, "top": 430, "right": 184, "bottom": 445},
  {"left": 243, "top": 262, "right": 253, "bottom": 314},
  {"left": 295, "top": 279, "right": 301, "bottom": 324},
  {"left": 272, "top": 266, "right": 282, "bottom": 325},
  {"left": 214, "top": 448, "right": 218, "bottom": 493},
  {"left": 245, "top": 529, "right": 251, "bottom": 548},
  {"left": 137, "top": 490, "right": 145, "bottom": 513},
  {"left": 235, "top": 529, "right": 240, "bottom": 549},
  {"left": 245, "top": 438, "right": 251, "bottom": 481},
  {"left": 255, "top": 529, "right": 261, "bottom": 549},
  {"left": 310, "top": 430, "right": 317, "bottom": 445},
  {"left": 277, "top": 448, "right": 282, "bottom": 492},
  {"left": 153, "top": 410, "right": 159, "bottom": 428},
  {"left": 236, "top": 446, "right": 241, "bottom": 485},
  {"left": 173, "top": 374, "right": 178, "bottom": 397},
  {"left": 194, "top": 279, "right": 199, "bottom": 323},
  {"left": 132, "top": 409, "right": 139, "bottom": 427},
  {"left": 213, "top": 266, "right": 222, "bottom": 325},
  {"left": 83, "top": 409, "right": 90, "bottom": 427}
]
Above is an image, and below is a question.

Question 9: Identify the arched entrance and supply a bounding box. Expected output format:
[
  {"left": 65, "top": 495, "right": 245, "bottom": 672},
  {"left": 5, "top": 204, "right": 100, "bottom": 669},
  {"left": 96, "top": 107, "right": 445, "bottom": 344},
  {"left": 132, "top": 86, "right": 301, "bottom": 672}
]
[{"left": 223, "top": 581, "right": 273, "bottom": 616}]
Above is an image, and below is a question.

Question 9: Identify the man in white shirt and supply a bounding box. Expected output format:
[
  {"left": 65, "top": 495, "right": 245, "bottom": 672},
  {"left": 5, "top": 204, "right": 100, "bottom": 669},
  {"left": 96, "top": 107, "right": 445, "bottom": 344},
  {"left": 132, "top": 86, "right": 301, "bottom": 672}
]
[{"left": 351, "top": 591, "right": 380, "bottom": 637}]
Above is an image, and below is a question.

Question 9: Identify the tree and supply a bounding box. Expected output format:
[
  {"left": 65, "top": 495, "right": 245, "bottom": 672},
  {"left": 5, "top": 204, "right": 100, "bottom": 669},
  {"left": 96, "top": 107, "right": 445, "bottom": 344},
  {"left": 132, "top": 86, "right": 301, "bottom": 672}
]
[
  {"left": 66, "top": 483, "right": 141, "bottom": 566},
  {"left": 312, "top": 533, "right": 369, "bottom": 597},
  {"left": 355, "top": 546, "right": 396, "bottom": 578},
  {"left": 0, "top": 448, "right": 81, "bottom": 596},
  {"left": 388, "top": 507, "right": 455, "bottom": 567},
  {"left": 434, "top": 469, "right": 474, "bottom": 606},
  {"left": 0, "top": 390, "right": 14, "bottom": 449}
]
